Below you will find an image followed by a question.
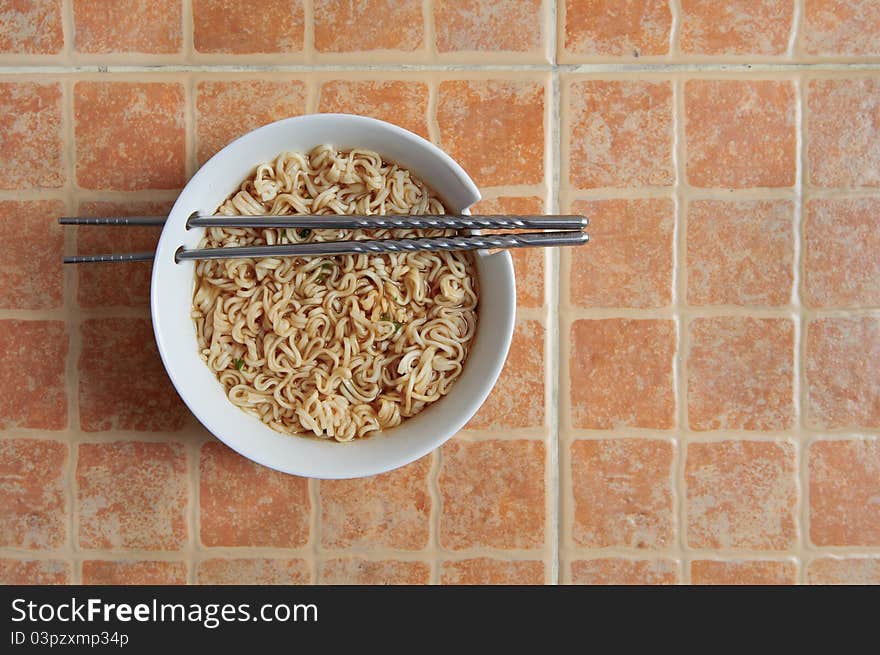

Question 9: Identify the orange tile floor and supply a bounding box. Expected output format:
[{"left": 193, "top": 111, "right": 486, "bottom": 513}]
[{"left": 1, "top": 1, "right": 879, "bottom": 585}]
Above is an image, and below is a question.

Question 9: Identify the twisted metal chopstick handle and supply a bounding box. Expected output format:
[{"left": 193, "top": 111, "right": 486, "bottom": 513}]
[
  {"left": 175, "top": 230, "right": 589, "bottom": 262},
  {"left": 187, "top": 214, "right": 588, "bottom": 231}
]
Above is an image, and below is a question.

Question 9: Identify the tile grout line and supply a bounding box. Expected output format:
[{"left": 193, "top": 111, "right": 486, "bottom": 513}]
[
  {"left": 542, "top": 0, "right": 554, "bottom": 65},
  {"left": 791, "top": 0, "right": 805, "bottom": 59},
  {"left": 0, "top": 189, "right": 182, "bottom": 203},
  {"left": 426, "top": 78, "right": 440, "bottom": 147},
  {"left": 671, "top": 72, "right": 689, "bottom": 584},
  {"left": 556, "top": 70, "right": 573, "bottom": 580},
  {"left": 60, "top": 0, "right": 72, "bottom": 65},
  {"left": 305, "top": 73, "right": 318, "bottom": 121},
  {"left": 302, "top": 0, "right": 315, "bottom": 65},
  {"left": 428, "top": 451, "right": 441, "bottom": 585},
  {"left": 24, "top": 425, "right": 874, "bottom": 442},
  {"left": 510, "top": 185, "right": 880, "bottom": 201},
  {"left": 562, "top": 428, "right": 880, "bottom": 441},
  {"left": 184, "top": 434, "right": 200, "bottom": 583},
  {"left": 181, "top": 0, "right": 194, "bottom": 64},
  {"left": 13, "top": 543, "right": 873, "bottom": 563},
  {"left": 0, "top": 546, "right": 596, "bottom": 561},
  {"left": 547, "top": 0, "right": 561, "bottom": 586},
  {"left": 559, "top": 546, "right": 824, "bottom": 559},
  {"left": 560, "top": 306, "right": 880, "bottom": 319},
  {"left": 183, "top": 62, "right": 200, "bottom": 584},
  {"left": 6, "top": 62, "right": 880, "bottom": 74},
  {"left": 0, "top": 547, "right": 537, "bottom": 561},
  {"left": 0, "top": 426, "right": 569, "bottom": 442},
  {"left": 423, "top": 0, "right": 436, "bottom": 61},
  {"left": 60, "top": 73, "right": 82, "bottom": 583},
  {"left": 308, "top": 478, "right": 320, "bottom": 583},
  {"left": 184, "top": 73, "right": 196, "bottom": 180},
  {"left": 669, "top": 0, "right": 682, "bottom": 58},
  {"left": 796, "top": 69, "right": 810, "bottom": 585}
]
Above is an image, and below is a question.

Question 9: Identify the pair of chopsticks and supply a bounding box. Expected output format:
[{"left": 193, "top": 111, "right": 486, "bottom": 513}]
[{"left": 60, "top": 214, "right": 590, "bottom": 264}]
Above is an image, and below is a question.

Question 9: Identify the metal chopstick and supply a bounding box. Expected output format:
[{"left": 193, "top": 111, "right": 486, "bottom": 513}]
[
  {"left": 63, "top": 251, "right": 157, "bottom": 264},
  {"left": 58, "top": 216, "right": 167, "bottom": 226},
  {"left": 59, "top": 214, "right": 588, "bottom": 231},
  {"left": 62, "top": 231, "right": 589, "bottom": 264}
]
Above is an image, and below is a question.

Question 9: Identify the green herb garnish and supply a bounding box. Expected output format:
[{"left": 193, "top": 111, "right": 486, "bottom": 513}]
[
  {"left": 321, "top": 263, "right": 333, "bottom": 271},
  {"left": 232, "top": 358, "right": 245, "bottom": 370},
  {"left": 298, "top": 228, "right": 311, "bottom": 238},
  {"left": 380, "top": 313, "right": 390, "bottom": 322},
  {"left": 316, "top": 275, "right": 325, "bottom": 284},
  {"left": 393, "top": 321, "right": 403, "bottom": 333}
]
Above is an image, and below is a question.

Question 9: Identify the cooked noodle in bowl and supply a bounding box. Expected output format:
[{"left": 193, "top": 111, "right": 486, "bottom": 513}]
[
  {"left": 151, "top": 114, "right": 515, "bottom": 478},
  {"left": 191, "top": 146, "right": 479, "bottom": 441}
]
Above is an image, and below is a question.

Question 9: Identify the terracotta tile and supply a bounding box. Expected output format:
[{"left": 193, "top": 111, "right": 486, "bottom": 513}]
[
  {"left": 687, "top": 317, "right": 794, "bottom": 431},
  {"left": 198, "top": 559, "right": 310, "bottom": 585},
  {"left": 568, "top": 80, "right": 673, "bottom": 189},
  {"left": 804, "top": 198, "right": 880, "bottom": 307},
  {"left": 570, "top": 319, "right": 676, "bottom": 429},
  {"left": 0, "top": 200, "right": 64, "bottom": 310},
  {"left": 571, "top": 438, "right": 674, "bottom": 549},
  {"left": 0, "top": 320, "right": 68, "bottom": 430},
  {"left": 0, "top": 439, "right": 67, "bottom": 549},
  {"left": 569, "top": 198, "right": 673, "bottom": 308},
  {"left": 82, "top": 560, "right": 187, "bottom": 585},
  {"left": 691, "top": 560, "right": 796, "bottom": 585},
  {"left": 199, "top": 441, "right": 310, "bottom": 548},
  {"left": 807, "top": 78, "right": 880, "bottom": 188},
  {"left": 806, "top": 317, "right": 880, "bottom": 429},
  {"left": 434, "top": 0, "right": 542, "bottom": 53},
  {"left": 466, "top": 319, "right": 544, "bottom": 430},
  {"left": 196, "top": 80, "right": 307, "bottom": 164},
  {"left": 439, "top": 439, "right": 544, "bottom": 550},
  {"left": 75, "top": 81, "right": 185, "bottom": 190},
  {"left": 75, "top": 200, "right": 168, "bottom": 309},
  {"left": 321, "top": 559, "right": 429, "bottom": 585},
  {"left": 441, "top": 559, "right": 545, "bottom": 585},
  {"left": 563, "top": 0, "right": 671, "bottom": 58},
  {"left": 314, "top": 0, "right": 423, "bottom": 52},
  {"left": 472, "top": 196, "right": 545, "bottom": 307},
  {"left": 687, "top": 200, "right": 794, "bottom": 307},
  {"left": 79, "top": 318, "right": 189, "bottom": 432},
  {"left": 685, "top": 440, "right": 797, "bottom": 550},
  {"left": 0, "top": 81, "right": 63, "bottom": 189},
  {"left": 318, "top": 80, "right": 428, "bottom": 139},
  {"left": 193, "top": 0, "right": 304, "bottom": 54},
  {"left": 685, "top": 80, "right": 796, "bottom": 188},
  {"left": 808, "top": 558, "right": 880, "bottom": 585},
  {"left": 809, "top": 439, "right": 880, "bottom": 547},
  {"left": 77, "top": 441, "right": 187, "bottom": 550},
  {"left": 320, "top": 456, "right": 430, "bottom": 550},
  {"left": 680, "top": 0, "right": 794, "bottom": 55},
  {"left": 0, "top": 559, "right": 70, "bottom": 584},
  {"left": 804, "top": 0, "right": 880, "bottom": 56},
  {"left": 438, "top": 79, "right": 544, "bottom": 187},
  {"left": 73, "top": 0, "right": 182, "bottom": 54},
  {"left": 570, "top": 558, "right": 679, "bottom": 585},
  {"left": 0, "top": 0, "right": 63, "bottom": 54}
]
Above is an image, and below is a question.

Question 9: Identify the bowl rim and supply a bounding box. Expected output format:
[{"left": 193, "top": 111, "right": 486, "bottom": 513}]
[{"left": 150, "top": 114, "right": 516, "bottom": 478}]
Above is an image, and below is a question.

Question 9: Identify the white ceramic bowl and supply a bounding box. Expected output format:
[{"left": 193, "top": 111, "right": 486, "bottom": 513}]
[{"left": 151, "top": 114, "right": 516, "bottom": 479}]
